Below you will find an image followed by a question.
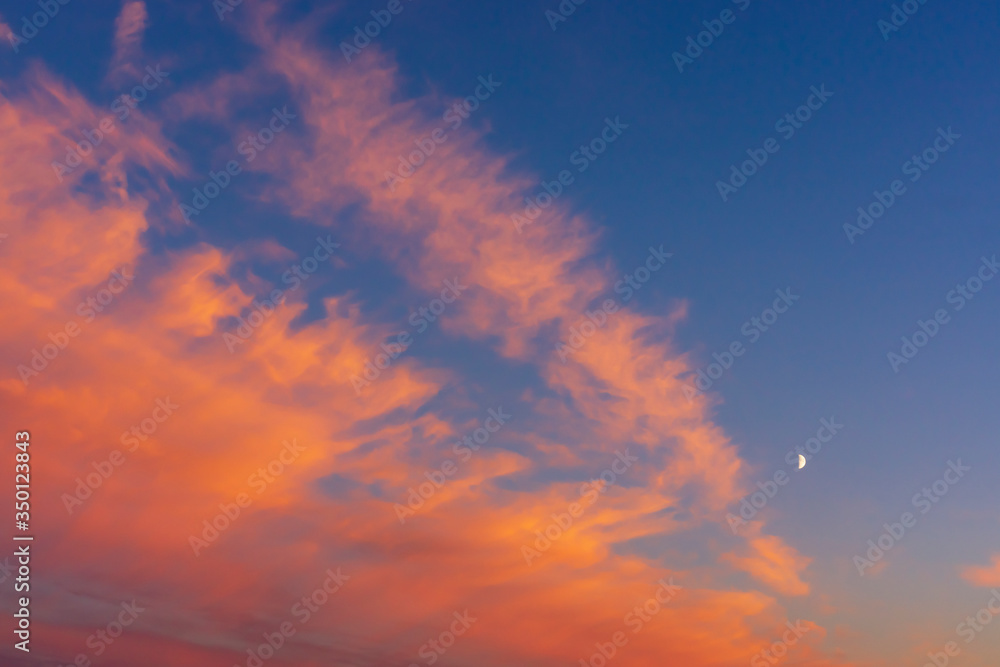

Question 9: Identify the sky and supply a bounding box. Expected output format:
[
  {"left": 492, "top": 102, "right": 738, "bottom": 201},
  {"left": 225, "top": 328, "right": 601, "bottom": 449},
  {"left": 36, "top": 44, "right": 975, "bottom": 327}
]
[{"left": 1, "top": 0, "right": 999, "bottom": 665}]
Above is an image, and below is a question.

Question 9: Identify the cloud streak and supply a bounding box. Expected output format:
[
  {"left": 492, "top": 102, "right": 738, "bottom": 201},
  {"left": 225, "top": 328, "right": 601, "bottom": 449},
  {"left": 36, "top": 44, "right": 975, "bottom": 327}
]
[{"left": 0, "top": 5, "right": 872, "bottom": 666}]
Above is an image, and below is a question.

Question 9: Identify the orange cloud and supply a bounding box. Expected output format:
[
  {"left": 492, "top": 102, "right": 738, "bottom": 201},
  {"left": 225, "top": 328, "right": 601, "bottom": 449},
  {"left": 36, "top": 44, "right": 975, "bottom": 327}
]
[
  {"left": 962, "top": 555, "right": 1000, "bottom": 587},
  {"left": 0, "top": 5, "right": 869, "bottom": 666},
  {"left": 722, "top": 534, "right": 812, "bottom": 596}
]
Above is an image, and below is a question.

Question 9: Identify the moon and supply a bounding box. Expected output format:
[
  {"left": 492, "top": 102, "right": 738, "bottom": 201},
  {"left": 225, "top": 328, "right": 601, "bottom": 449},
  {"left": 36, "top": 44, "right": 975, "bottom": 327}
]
[{"left": 798, "top": 454, "right": 806, "bottom": 469}]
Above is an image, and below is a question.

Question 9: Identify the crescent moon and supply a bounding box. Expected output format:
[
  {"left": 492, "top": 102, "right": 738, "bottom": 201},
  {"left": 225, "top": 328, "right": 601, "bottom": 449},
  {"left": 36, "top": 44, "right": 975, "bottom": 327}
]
[{"left": 798, "top": 454, "right": 806, "bottom": 469}]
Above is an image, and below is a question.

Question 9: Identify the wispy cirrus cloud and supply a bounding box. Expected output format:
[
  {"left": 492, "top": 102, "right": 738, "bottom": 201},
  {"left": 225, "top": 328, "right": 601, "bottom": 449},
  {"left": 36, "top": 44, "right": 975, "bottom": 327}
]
[
  {"left": 108, "top": 0, "right": 149, "bottom": 84},
  {"left": 0, "top": 5, "right": 872, "bottom": 667}
]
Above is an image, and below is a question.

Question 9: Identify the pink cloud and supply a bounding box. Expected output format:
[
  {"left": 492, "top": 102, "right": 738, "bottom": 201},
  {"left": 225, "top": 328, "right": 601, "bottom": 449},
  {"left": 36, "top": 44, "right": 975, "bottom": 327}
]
[{"left": 108, "top": 1, "right": 149, "bottom": 83}]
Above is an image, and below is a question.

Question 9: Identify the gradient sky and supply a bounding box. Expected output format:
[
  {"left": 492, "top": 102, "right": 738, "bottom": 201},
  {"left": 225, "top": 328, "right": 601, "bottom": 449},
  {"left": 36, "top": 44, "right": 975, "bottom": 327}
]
[{"left": 1, "top": 1, "right": 999, "bottom": 665}]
